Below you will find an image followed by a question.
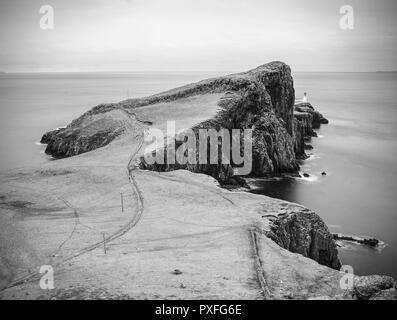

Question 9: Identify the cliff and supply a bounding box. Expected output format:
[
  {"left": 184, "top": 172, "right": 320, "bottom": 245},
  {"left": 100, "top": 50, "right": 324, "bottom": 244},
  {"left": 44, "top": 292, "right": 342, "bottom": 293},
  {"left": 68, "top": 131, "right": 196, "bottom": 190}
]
[
  {"left": 293, "top": 102, "right": 328, "bottom": 157},
  {"left": 38, "top": 61, "right": 340, "bottom": 271},
  {"left": 263, "top": 208, "right": 341, "bottom": 269},
  {"left": 136, "top": 62, "right": 326, "bottom": 180},
  {"left": 40, "top": 109, "right": 133, "bottom": 158},
  {"left": 1, "top": 62, "right": 394, "bottom": 299},
  {"left": 42, "top": 62, "right": 326, "bottom": 182}
]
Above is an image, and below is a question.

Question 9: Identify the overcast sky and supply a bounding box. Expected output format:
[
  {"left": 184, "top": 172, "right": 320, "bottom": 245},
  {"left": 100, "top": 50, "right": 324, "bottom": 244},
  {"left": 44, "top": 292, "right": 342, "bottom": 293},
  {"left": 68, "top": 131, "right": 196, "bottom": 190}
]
[{"left": 0, "top": 0, "right": 396, "bottom": 72}]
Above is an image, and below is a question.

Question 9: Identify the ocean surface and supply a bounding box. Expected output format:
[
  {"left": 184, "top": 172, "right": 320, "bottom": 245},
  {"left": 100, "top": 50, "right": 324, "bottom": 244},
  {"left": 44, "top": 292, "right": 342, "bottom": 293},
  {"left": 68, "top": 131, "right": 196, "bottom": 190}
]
[{"left": 0, "top": 71, "right": 396, "bottom": 278}]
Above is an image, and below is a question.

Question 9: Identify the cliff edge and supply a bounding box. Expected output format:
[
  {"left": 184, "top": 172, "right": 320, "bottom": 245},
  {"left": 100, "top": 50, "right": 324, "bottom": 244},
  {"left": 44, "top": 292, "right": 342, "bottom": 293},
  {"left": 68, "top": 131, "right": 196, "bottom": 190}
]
[
  {"left": 42, "top": 62, "right": 325, "bottom": 180},
  {"left": 11, "top": 61, "right": 394, "bottom": 299},
  {"left": 38, "top": 61, "right": 341, "bottom": 271}
]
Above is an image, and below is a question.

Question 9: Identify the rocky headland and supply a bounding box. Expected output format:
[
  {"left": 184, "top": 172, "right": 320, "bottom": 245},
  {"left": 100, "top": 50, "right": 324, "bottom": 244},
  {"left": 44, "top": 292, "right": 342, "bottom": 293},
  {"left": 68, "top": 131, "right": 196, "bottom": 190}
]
[
  {"left": 42, "top": 62, "right": 327, "bottom": 182},
  {"left": 1, "top": 62, "right": 395, "bottom": 300}
]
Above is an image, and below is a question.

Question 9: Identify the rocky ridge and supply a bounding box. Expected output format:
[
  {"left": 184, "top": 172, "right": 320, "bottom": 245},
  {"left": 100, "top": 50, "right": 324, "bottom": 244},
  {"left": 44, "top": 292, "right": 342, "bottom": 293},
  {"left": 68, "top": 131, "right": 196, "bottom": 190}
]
[
  {"left": 138, "top": 62, "right": 328, "bottom": 180},
  {"left": 293, "top": 102, "right": 328, "bottom": 157},
  {"left": 37, "top": 62, "right": 397, "bottom": 298},
  {"left": 263, "top": 208, "right": 341, "bottom": 269},
  {"left": 39, "top": 62, "right": 342, "bottom": 272},
  {"left": 42, "top": 62, "right": 326, "bottom": 179},
  {"left": 4, "top": 57, "right": 393, "bottom": 299}
]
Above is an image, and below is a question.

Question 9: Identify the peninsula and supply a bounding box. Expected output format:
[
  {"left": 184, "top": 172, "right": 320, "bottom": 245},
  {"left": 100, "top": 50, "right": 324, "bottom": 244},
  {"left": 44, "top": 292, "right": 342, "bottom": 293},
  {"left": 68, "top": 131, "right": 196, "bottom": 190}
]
[{"left": 0, "top": 62, "right": 395, "bottom": 300}]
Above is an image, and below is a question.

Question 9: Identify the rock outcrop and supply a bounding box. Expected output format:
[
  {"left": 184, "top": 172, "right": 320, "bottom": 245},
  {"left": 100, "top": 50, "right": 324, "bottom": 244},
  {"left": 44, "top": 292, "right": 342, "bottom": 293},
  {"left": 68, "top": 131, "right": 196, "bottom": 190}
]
[
  {"left": 41, "top": 62, "right": 328, "bottom": 180},
  {"left": 263, "top": 208, "right": 341, "bottom": 269},
  {"left": 41, "top": 109, "right": 132, "bottom": 158},
  {"left": 333, "top": 234, "right": 380, "bottom": 247},
  {"left": 295, "top": 102, "right": 329, "bottom": 129},
  {"left": 39, "top": 61, "right": 338, "bottom": 269},
  {"left": 139, "top": 77, "right": 299, "bottom": 181},
  {"left": 26, "top": 61, "right": 396, "bottom": 300},
  {"left": 353, "top": 275, "right": 395, "bottom": 300},
  {"left": 369, "top": 288, "right": 397, "bottom": 300},
  {"left": 41, "top": 62, "right": 328, "bottom": 183},
  {"left": 139, "top": 62, "right": 327, "bottom": 181},
  {"left": 292, "top": 102, "right": 328, "bottom": 158}
]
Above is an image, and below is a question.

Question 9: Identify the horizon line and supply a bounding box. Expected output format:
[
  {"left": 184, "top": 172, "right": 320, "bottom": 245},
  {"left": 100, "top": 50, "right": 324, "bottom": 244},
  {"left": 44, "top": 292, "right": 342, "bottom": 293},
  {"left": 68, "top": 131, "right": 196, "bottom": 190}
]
[{"left": 1, "top": 70, "right": 396, "bottom": 74}]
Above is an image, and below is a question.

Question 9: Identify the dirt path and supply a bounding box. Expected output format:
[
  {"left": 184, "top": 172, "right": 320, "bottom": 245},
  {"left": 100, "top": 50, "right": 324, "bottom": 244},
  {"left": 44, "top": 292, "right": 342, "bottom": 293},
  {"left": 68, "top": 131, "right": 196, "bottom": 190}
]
[
  {"left": 0, "top": 96, "right": 347, "bottom": 300},
  {"left": 1, "top": 121, "right": 147, "bottom": 292}
]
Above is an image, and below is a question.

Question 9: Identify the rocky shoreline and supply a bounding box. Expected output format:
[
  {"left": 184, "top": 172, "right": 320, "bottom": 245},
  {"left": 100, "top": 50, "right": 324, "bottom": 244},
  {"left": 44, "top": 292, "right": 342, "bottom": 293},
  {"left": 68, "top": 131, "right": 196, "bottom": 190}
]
[
  {"left": 333, "top": 234, "right": 381, "bottom": 248},
  {"left": 39, "top": 62, "right": 343, "bottom": 269},
  {"left": 42, "top": 62, "right": 327, "bottom": 179},
  {"left": 18, "top": 61, "right": 394, "bottom": 300}
]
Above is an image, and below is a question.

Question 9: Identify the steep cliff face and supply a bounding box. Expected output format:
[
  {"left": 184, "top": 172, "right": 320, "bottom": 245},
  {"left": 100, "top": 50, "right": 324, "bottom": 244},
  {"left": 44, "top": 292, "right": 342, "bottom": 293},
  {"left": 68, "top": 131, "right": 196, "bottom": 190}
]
[
  {"left": 295, "top": 102, "right": 329, "bottom": 129},
  {"left": 205, "top": 80, "right": 298, "bottom": 176},
  {"left": 263, "top": 208, "right": 341, "bottom": 270},
  {"left": 41, "top": 62, "right": 327, "bottom": 180},
  {"left": 247, "top": 63, "right": 295, "bottom": 134},
  {"left": 139, "top": 62, "right": 300, "bottom": 180},
  {"left": 353, "top": 275, "right": 395, "bottom": 300},
  {"left": 139, "top": 74, "right": 298, "bottom": 181},
  {"left": 41, "top": 109, "right": 132, "bottom": 158},
  {"left": 292, "top": 102, "right": 328, "bottom": 158}
]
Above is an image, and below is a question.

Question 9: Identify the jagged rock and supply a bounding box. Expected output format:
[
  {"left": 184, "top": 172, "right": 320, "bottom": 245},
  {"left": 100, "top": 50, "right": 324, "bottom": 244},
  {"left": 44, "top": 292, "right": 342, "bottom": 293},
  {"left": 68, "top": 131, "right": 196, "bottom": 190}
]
[
  {"left": 173, "top": 269, "right": 183, "bottom": 275},
  {"left": 363, "top": 238, "right": 379, "bottom": 247},
  {"left": 333, "top": 234, "right": 380, "bottom": 247},
  {"left": 294, "top": 112, "right": 316, "bottom": 137},
  {"left": 41, "top": 109, "right": 131, "bottom": 158},
  {"left": 41, "top": 62, "right": 327, "bottom": 182},
  {"left": 294, "top": 102, "right": 329, "bottom": 129},
  {"left": 40, "top": 128, "right": 65, "bottom": 144},
  {"left": 353, "top": 275, "right": 394, "bottom": 300},
  {"left": 320, "top": 118, "right": 329, "bottom": 124},
  {"left": 222, "top": 176, "right": 248, "bottom": 187},
  {"left": 45, "top": 128, "right": 123, "bottom": 158},
  {"left": 264, "top": 208, "right": 341, "bottom": 269},
  {"left": 292, "top": 102, "right": 328, "bottom": 156},
  {"left": 369, "top": 288, "right": 397, "bottom": 300},
  {"left": 140, "top": 62, "right": 299, "bottom": 181}
]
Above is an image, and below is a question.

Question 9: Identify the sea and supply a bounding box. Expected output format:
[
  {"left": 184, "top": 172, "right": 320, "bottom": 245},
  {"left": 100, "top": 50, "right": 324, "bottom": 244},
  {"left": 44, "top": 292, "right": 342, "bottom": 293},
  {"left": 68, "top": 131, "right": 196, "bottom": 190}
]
[{"left": 0, "top": 71, "right": 396, "bottom": 278}]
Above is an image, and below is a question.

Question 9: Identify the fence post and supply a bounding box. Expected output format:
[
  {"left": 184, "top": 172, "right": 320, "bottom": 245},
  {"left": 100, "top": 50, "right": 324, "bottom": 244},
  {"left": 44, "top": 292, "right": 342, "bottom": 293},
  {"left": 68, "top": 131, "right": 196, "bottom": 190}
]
[
  {"left": 102, "top": 232, "right": 107, "bottom": 254},
  {"left": 120, "top": 192, "right": 124, "bottom": 212}
]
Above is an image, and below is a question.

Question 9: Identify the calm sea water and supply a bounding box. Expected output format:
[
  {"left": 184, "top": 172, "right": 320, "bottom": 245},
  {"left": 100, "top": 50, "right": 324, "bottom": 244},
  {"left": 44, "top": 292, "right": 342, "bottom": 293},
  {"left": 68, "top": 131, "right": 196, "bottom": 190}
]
[
  {"left": 0, "top": 71, "right": 396, "bottom": 278},
  {"left": 0, "top": 72, "right": 223, "bottom": 170},
  {"left": 254, "top": 72, "right": 397, "bottom": 278}
]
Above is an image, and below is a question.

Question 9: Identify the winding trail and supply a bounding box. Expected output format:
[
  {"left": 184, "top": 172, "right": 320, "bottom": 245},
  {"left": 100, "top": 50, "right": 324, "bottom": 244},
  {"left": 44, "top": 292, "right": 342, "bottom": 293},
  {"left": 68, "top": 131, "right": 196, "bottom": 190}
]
[
  {"left": 1, "top": 119, "right": 146, "bottom": 291},
  {"left": 1, "top": 112, "right": 269, "bottom": 299}
]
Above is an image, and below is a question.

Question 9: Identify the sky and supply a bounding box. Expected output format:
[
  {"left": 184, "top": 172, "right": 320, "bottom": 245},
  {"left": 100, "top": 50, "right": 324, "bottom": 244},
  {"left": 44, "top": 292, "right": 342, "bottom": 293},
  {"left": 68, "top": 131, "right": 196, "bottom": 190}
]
[{"left": 0, "top": 0, "right": 396, "bottom": 72}]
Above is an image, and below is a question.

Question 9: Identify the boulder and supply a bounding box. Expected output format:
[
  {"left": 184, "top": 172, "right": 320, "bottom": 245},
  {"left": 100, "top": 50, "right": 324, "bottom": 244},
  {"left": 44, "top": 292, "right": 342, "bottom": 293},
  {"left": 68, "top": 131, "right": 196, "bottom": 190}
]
[
  {"left": 333, "top": 234, "right": 380, "bottom": 247},
  {"left": 40, "top": 128, "right": 65, "bottom": 144},
  {"left": 294, "top": 102, "right": 329, "bottom": 129},
  {"left": 41, "top": 109, "right": 130, "bottom": 158},
  {"left": 292, "top": 102, "right": 327, "bottom": 157},
  {"left": 369, "top": 288, "right": 397, "bottom": 300},
  {"left": 264, "top": 208, "right": 341, "bottom": 269},
  {"left": 353, "top": 275, "right": 394, "bottom": 300},
  {"left": 362, "top": 238, "right": 379, "bottom": 247}
]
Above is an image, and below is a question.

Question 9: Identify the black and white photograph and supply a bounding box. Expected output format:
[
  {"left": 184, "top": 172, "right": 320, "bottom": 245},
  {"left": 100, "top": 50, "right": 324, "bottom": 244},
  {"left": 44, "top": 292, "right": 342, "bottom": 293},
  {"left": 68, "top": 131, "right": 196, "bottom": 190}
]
[{"left": 0, "top": 0, "right": 397, "bottom": 307}]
